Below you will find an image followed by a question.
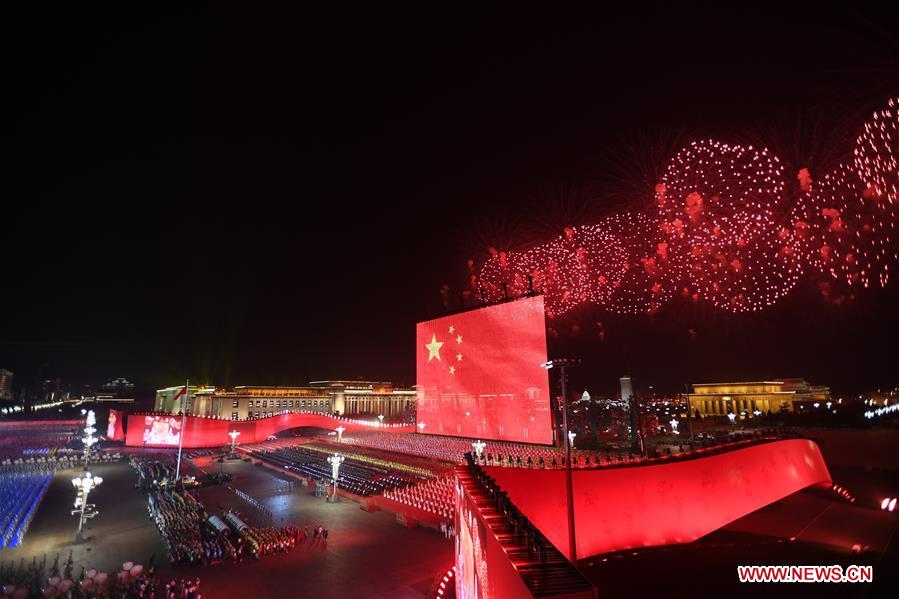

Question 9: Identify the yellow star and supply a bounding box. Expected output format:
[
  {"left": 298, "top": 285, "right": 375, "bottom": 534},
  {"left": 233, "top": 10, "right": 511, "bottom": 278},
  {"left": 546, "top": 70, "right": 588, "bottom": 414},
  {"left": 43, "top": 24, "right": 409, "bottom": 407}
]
[
  {"left": 456, "top": 335, "right": 463, "bottom": 344},
  {"left": 425, "top": 334, "right": 443, "bottom": 362},
  {"left": 448, "top": 325, "right": 455, "bottom": 334},
  {"left": 449, "top": 365, "right": 456, "bottom": 375},
  {"left": 456, "top": 353, "right": 463, "bottom": 362}
]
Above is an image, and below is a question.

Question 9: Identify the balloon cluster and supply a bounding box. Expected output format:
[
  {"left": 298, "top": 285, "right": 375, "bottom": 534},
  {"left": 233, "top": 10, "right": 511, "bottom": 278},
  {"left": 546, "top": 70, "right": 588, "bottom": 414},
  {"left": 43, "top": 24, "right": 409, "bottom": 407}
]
[{"left": 478, "top": 98, "right": 899, "bottom": 316}]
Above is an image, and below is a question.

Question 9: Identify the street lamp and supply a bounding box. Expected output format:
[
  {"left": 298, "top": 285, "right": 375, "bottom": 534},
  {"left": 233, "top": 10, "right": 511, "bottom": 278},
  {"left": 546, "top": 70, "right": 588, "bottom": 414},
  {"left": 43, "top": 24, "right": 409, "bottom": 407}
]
[
  {"left": 567, "top": 431, "right": 576, "bottom": 449},
  {"left": 228, "top": 430, "right": 241, "bottom": 457},
  {"left": 417, "top": 422, "right": 425, "bottom": 433},
  {"left": 335, "top": 426, "right": 345, "bottom": 442},
  {"left": 727, "top": 412, "right": 736, "bottom": 425},
  {"left": 378, "top": 414, "right": 384, "bottom": 426},
  {"left": 669, "top": 418, "right": 679, "bottom": 435},
  {"left": 472, "top": 440, "right": 486, "bottom": 460},
  {"left": 71, "top": 471, "right": 102, "bottom": 541},
  {"left": 326, "top": 454, "right": 345, "bottom": 502},
  {"left": 82, "top": 410, "right": 98, "bottom": 466},
  {"left": 540, "top": 357, "right": 581, "bottom": 563}
]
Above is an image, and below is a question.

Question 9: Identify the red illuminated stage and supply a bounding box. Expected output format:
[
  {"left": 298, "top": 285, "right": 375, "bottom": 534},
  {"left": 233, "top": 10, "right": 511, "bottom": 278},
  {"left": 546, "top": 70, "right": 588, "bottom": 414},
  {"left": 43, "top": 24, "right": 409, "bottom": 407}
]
[
  {"left": 454, "top": 438, "right": 832, "bottom": 598},
  {"left": 456, "top": 464, "right": 595, "bottom": 599},
  {"left": 416, "top": 295, "right": 553, "bottom": 445},
  {"left": 124, "top": 412, "right": 414, "bottom": 448}
]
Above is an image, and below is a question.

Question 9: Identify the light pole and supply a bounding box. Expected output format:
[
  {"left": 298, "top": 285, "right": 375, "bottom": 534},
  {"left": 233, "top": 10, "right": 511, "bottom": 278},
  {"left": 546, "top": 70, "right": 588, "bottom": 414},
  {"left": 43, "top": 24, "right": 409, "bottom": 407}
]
[
  {"left": 727, "top": 412, "right": 736, "bottom": 427},
  {"left": 326, "top": 454, "right": 344, "bottom": 502},
  {"left": 82, "top": 410, "right": 98, "bottom": 467},
  {"left": 335, "top": 426, "right": 345, "bottom": 443},
  {"left": 228, "top": 430, "right": 241, "bottom": 457},
  {"left": 683, "top": 384, "right": 695, "bottom": 443},
  {"left": 174, "top": 379, "right": 189, "bottom": 483},
  {"left": 378, "top": 414, "right": 384, "bottom": 426},
  {"left": 472, "top": 440, "right": 486, "bottom": 461},
  {"left": 71, "top": 471, "right": 102, "bottom": 541},
  {"left": 417, "top": 422, "right": 425, "bottom": 433},
  {"left": 541, "top": 358, "right": 581, "bottom": 563},
  {"left": 567, "top": 431, "right": 576, "bottom": 449},
  {"left": 669, "top": 418, "right": 679, "bottom": 435}
]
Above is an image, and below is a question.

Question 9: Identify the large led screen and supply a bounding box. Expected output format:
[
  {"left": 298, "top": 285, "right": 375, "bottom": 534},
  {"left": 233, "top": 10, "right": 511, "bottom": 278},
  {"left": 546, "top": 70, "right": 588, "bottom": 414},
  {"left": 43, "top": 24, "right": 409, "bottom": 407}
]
[
  {"left": 416, "top": 295, "right": 552, "bottom": 444},
  {"left": 106, "top": 408, "right": 126, "bottom": 440},
  {"left": 142, "top": 415, "right": 182, "bottom": 446}
]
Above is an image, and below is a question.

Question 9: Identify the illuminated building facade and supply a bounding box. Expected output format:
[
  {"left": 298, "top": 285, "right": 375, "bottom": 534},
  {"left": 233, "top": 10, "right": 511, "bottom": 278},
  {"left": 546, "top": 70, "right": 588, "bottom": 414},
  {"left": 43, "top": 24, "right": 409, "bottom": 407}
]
[
  {"left": 94, "top": 377, "right": 137, "bottom": 403},
  {"left": 688, "top": 379, "right": 830, "bottom": 417},
  {"left": 154, "top": 385, "right": 209, "bottom": 415},
  {"left": 0, "top": 369, "right": 12, "bottom": 400},
  {"left": 154, "top": 380, "right": 415, "bottom": 421}
]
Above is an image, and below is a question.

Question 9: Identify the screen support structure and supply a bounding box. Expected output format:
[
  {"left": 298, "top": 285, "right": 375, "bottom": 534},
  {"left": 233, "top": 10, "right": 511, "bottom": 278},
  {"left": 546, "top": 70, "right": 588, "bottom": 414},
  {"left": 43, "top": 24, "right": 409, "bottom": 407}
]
[
  {"left": 541, "top": 358, "right": 581, "bottom": 562},
  {"left": 174, "top": 378, "right": 188, "bottom": 483}
]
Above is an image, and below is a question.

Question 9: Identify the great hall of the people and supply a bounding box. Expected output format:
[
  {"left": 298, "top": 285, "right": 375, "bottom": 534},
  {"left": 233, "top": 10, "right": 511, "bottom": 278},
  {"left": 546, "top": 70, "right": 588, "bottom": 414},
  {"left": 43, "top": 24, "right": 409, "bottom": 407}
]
[{"left": 688, "top": 379, "right": 830, "bottom": 417}]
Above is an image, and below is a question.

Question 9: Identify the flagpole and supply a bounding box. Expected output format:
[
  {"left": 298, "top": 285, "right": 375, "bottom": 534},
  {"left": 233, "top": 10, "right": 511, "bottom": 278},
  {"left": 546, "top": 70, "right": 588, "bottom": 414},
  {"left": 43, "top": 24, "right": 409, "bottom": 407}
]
[{"left": 175, "top": 378, "right": 188, "bottom": 483}]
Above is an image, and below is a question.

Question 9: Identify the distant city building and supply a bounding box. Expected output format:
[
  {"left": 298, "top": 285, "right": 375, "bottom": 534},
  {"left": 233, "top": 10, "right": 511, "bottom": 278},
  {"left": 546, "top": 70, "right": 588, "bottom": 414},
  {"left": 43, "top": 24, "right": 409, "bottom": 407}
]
[
  {"left": 688, "top": 379, "right": 830, "bottom": 417},
  {"left": 0, "top": 369, "right": 13, "bottom": 401},
  {"left": 863, "top": 387, "right": 898, "bottom": 407},
  {"left": 94, "top": 377, "right": 137, "bottom": 402},
  {"left": 39, "top": 378, "right": 66, "bottom": 405},
  {"left": 619, "top": 376, "right": 634, "bottom": 408},
  {"left": 0, "top": 368, "right": 22, "bottom": 415},
  {"left": 102, "top": 377, "right": 134, "bottom": 391},
  {"left": 154, "top": 380, "right": 416, "bottom": 421}
]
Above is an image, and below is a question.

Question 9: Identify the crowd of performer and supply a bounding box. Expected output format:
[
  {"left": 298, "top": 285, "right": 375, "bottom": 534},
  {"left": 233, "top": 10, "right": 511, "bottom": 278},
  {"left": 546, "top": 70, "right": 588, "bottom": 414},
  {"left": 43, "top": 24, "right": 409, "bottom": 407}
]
[
  {"left": 135, "top": 455, "right": 332, "bottom": 567},
  {"left": 149, "top": 489, "right": 231, "bottom": 566}
]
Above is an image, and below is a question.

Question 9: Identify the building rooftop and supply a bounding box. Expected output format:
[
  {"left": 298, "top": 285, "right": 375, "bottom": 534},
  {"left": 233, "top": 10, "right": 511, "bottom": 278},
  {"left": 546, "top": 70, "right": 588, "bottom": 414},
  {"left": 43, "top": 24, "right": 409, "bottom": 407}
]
[{"left": 692, "top": 381, "right": 785, "bottom": 387}]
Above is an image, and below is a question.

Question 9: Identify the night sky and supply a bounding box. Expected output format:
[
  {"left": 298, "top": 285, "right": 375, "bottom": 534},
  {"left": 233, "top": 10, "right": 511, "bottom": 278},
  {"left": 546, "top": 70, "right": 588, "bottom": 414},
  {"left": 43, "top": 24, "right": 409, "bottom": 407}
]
[{"left": 4, "top": 4, "right": 899, "bottom": 395}]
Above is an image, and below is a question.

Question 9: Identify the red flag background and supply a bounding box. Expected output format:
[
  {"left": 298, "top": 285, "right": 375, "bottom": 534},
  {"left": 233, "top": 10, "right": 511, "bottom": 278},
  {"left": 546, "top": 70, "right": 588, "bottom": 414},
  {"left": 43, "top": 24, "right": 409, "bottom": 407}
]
[{"left": 415, "top": 295, "right": 552, "bottom": 444}]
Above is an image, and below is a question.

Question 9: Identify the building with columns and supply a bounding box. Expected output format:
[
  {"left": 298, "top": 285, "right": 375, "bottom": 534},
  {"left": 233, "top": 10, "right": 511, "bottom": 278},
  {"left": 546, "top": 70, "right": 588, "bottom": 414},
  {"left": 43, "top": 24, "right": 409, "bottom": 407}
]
[
  {"left": 688, "top": 379, "right": 830, "bottom": 418},
  {"left": 154, "top": 380, "right": 415, "bottom": 421}
]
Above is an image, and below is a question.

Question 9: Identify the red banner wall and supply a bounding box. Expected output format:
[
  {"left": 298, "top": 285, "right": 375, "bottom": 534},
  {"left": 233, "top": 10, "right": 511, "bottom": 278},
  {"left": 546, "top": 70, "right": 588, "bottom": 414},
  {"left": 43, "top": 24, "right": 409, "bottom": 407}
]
[
  {"left": 125, "top": 412, "right": 415, "bottom": 448},
  {"left": 488, "top": 439, "right": 831, "bottom": 561}
]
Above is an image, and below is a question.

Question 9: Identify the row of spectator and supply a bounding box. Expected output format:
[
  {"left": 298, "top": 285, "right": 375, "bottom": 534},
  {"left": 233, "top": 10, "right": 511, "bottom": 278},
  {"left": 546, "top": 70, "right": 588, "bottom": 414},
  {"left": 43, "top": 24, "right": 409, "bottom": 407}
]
[
  {"left": 0, "top": 464, "right": 53, "bottom": 549},
  {"left": 382, "top": 475, "right": 454, "bottom": 520},
  {"left": 342, "top": 429, "right": 805, "bottom": 470},
  {"left": 251, "top": 445, "right": 426, "bottom": 497}
]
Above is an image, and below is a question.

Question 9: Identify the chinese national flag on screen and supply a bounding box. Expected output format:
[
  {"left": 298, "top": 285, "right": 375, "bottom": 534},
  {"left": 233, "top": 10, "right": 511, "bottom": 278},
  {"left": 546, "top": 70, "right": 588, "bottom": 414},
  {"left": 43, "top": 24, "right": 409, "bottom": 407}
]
[{"left": 415, "top": 295, "right": 552, "bottom": 445}]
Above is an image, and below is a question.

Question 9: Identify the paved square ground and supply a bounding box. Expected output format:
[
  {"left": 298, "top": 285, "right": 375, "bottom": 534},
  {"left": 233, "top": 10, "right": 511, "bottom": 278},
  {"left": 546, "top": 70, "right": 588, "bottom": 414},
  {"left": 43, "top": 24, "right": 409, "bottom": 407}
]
[{"left": 3, "top": 459, "right": 452, "bottom": 598}]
